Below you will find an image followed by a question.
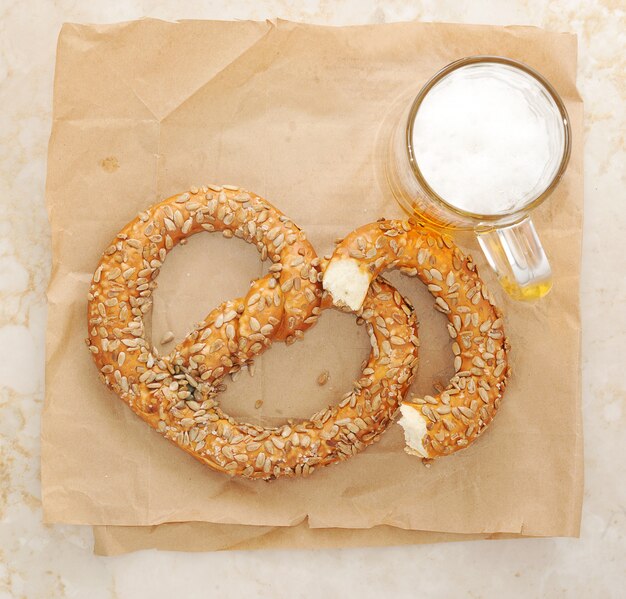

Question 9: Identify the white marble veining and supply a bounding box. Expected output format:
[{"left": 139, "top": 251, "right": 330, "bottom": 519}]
[{"left": 0, "top": 0, "right": 624, "bottom": 597}]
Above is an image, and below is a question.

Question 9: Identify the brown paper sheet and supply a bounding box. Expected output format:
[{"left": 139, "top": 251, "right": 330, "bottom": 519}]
[{"left": 43, "top": 18, "right": 583, "bottom": 547}]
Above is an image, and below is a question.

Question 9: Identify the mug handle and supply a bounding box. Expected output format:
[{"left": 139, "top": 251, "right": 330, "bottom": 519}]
[{"left": 475, "top": 217, "right": 552, "bottom": 301}]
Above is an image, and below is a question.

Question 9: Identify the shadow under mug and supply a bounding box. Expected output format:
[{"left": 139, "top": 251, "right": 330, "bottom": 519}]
[{"left": 385, "top": 56, "right": 571, "bottom": 301}]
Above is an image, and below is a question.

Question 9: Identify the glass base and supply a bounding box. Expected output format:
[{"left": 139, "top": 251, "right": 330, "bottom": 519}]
[{"left": 498, "top": 276, "right": 553, "bottom": 301}]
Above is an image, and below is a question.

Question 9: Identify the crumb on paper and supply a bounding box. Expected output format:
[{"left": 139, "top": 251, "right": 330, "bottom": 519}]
[
  {"left": 255, "top": 400, "right": 263, "bottom": 409},
  {"left": 99, "top": 156, "right": 119, "bottom": 172},
  {"left": 317, "top": 370, "right": 330, "bottom": 386},
  {"left": 160, "top": 331, "right": 174, "bottom": 344}
]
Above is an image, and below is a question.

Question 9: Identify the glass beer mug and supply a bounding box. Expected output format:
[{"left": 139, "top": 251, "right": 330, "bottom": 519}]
[{"left": 386, "top": 56, "right": 571, "bottom": 301}]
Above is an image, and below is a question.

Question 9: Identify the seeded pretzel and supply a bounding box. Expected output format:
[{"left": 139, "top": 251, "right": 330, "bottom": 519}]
[
  {"left": 323, "top": 219, "right": 510, "bottom": 459},
  {"left": 87, "top": 187, "right": 419, "bottom": 479}
]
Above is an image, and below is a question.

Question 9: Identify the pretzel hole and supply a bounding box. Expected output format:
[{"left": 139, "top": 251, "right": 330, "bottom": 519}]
[
  {"left": 384, "top": 271, "right": 454, "bottom": 397},
  {"left": 150, "top": 231, "right": 269, "bottom": 352},
  {"left": 218, "top": 309, "right": 369, "bottom": 427}
]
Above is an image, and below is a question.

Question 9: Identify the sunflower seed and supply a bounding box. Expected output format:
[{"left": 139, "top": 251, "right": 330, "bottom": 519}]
[
  {"left": 421, "top": 405, "right": 437, "bottom": 422},
  {"left": 430, "top": 268, "right": 443, "bottom": 281},
  {"left": 459, "top": 406, "right": 476, "bottom": 418},
  {"left": 271, "top": 437, "right": 285, "bottom": 449},
  {"left": 255, "top": 452, "right": 266, "bottom": 468},
  {"left": 478, "top": 388, "right": 490, "bottom": 403},
  {"left": 435, "top": 297, "right": 450, "bottom": 312},
  {"left": 107, "top": 267, "right": 121, "bottom": 280},
  {"left": 493, "top": 362, "right": 506, "bottom": 378}
]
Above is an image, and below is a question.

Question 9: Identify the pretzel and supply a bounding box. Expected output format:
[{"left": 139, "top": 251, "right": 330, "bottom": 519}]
[
  {"left": 323, "top": 219, "right": 510, "bottom": 460},
  {"left": 87, "top": 187, "right": 419, "bottom": 479}
]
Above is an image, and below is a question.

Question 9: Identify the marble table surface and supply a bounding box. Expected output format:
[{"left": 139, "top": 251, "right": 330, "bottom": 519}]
[{"left": 1, "top": 0, "right": 624, "bottom": 597}]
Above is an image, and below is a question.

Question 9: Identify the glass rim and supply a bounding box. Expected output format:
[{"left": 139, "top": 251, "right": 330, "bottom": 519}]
[{"left": 405, "top": 55, "right": 572, "bottom": 223}]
